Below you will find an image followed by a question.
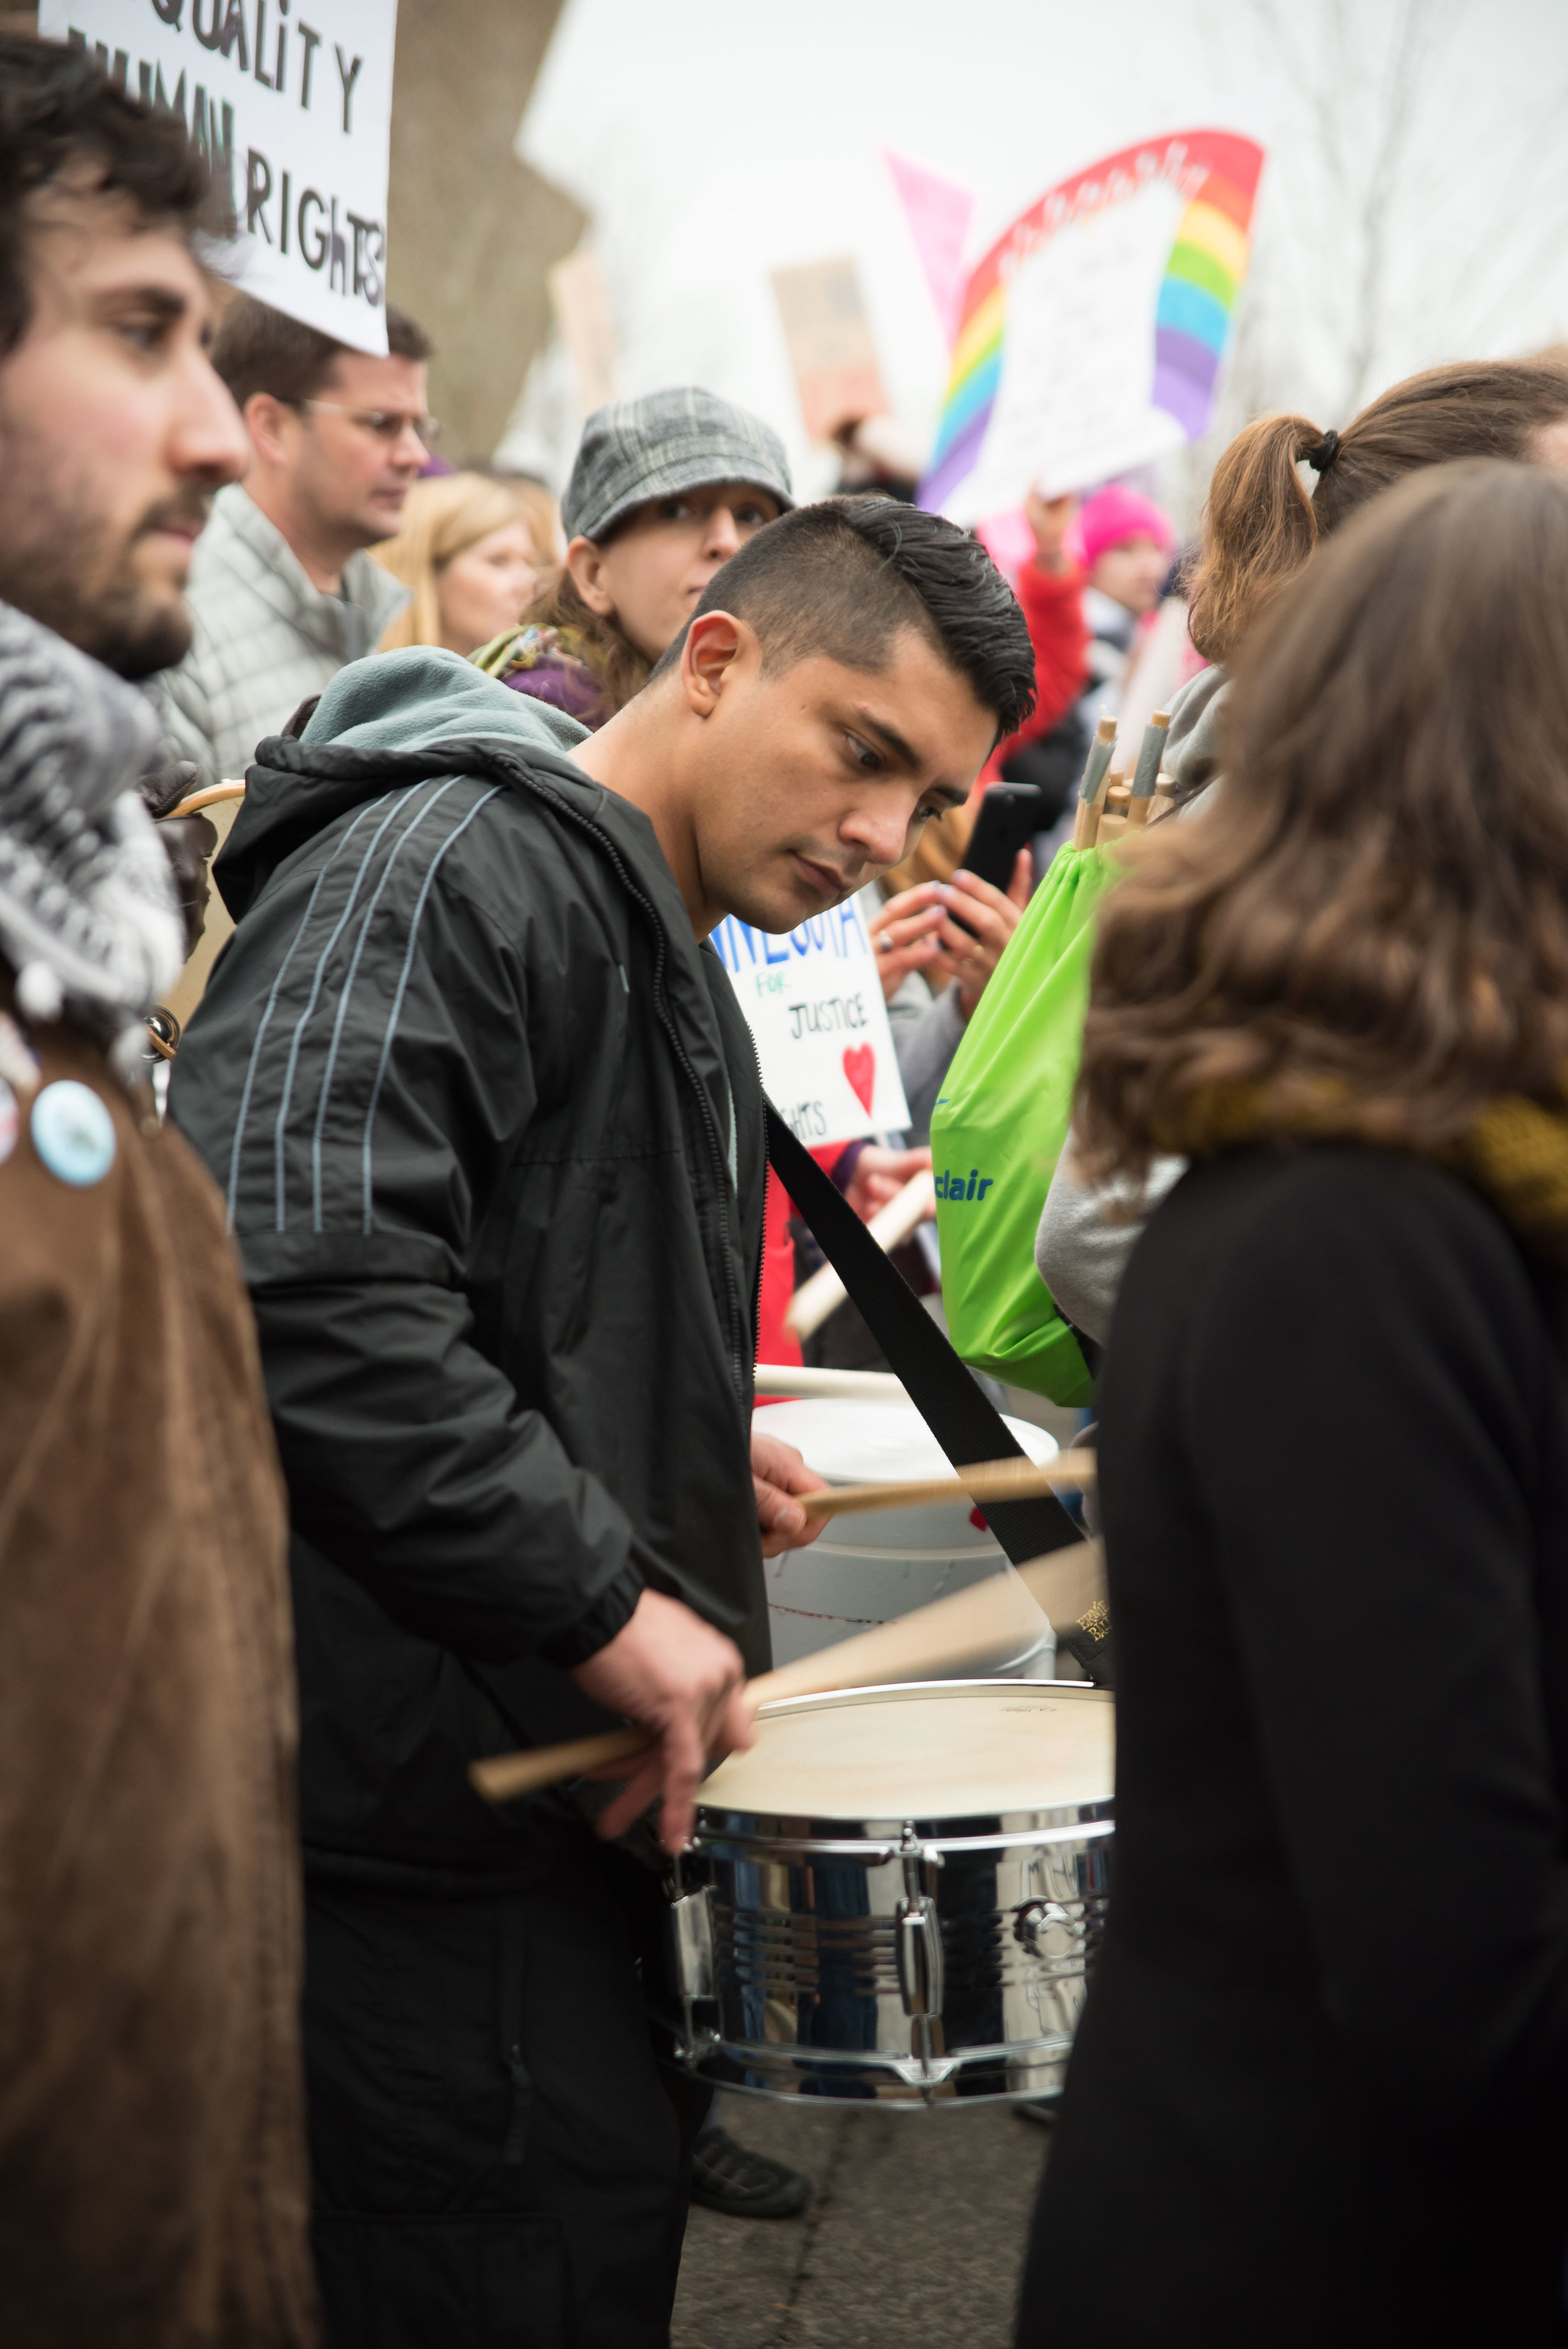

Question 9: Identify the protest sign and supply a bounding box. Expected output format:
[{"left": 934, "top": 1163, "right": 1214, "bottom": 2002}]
[
  {"left": 711, "top": 896, "right": 911, "bottom": 1147},
  {"left": 771, "top": 257, "right": 887, "bottom": 443},
  {"left": 921, "top": 129, "right": 1264, "bottom": 521},
  {"left": 548, "top": 244, "right": 619, "bottom": 414},
  {"left": 39, "top": 0, "right": 396, "bottom": 355}
]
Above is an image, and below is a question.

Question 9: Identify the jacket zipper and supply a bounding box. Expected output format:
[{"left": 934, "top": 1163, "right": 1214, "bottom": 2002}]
[{"left": 744, "top": 1022, "right": 766, "bottom": 1368}]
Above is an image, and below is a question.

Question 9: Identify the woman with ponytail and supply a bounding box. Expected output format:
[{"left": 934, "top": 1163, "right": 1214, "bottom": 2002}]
[
  {"left": 1033, "top": 358, "right": 1568, "bottom": 1351},
  {"left": 1163, "top": 362, "right": 1568, "bottom": 802}
]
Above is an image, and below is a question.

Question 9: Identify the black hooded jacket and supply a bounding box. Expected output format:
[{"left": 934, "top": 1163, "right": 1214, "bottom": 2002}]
[{"left": 170, "top": 650, "right": 770, "bottom": 1884}]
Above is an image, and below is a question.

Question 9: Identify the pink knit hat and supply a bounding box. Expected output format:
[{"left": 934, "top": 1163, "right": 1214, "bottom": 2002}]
[{"left": 1069, "top": 485, "right": 1175, "bottom": 573}]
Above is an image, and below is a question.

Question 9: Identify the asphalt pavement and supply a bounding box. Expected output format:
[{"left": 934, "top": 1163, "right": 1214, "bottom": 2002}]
[{"left": 672, "top": 2096, "right": 1048, "bottom": 2348}]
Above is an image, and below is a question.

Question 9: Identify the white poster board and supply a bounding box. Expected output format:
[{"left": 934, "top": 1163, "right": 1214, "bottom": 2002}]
[
  {"left": 921, "top": 131, "right": 1265, "bottom": 524},
  {"left": 40, "top": 0, "right": 397, "bottom": 355},
  {"left": 711, "top": 898, "right": 911, "bottom": 1148},
  {"left": 953, "top": 175, "right": 1189, "bottom": 516}
]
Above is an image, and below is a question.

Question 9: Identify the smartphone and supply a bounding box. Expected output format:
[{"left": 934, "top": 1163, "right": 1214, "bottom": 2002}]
[{"left": 962, "top": 783, "right": 1048, "bottom": 891}]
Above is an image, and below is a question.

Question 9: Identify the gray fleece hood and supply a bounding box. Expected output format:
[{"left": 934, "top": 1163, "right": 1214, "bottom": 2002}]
[
  {"left": 302, "top": 645, "right": 590, "bottom": 764},
  {"left": 213, "top": 646, "right": 601, "bottom": 925}
]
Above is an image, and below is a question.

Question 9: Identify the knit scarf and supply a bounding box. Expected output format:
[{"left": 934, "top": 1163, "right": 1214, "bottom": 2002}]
[
  {"left": 0, "top": 602, "right": 183, "bottom": 1054},
  {"left": 1168, "top": 1081, "right": 1568, "bottom": 1268}
]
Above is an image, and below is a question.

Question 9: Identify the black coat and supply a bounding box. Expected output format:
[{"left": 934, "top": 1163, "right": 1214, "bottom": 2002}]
[
  {"left": 1021, "top": 1145, "right": 1568, "bottom": 2347},
  {"left": 170, "top": 653, "right": 770, "bottom": 1884}
]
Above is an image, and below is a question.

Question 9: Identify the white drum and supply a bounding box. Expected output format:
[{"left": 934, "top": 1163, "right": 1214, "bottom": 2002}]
[
  {"left": 666, "top": 1678, "right": 1115, "bottom": 2104},
  {"left": 755, "top": 1397, "right": 1060, "bottom": 1677}
]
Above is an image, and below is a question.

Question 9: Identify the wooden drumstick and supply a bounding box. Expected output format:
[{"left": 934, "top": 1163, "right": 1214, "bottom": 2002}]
[
  {"left": 783, "top": 1167, "right": 935, "bottom": 1341},
  {"left": 1070, "top": 716, "right": 1119, "bottom": 851},
  {"left": 469, "top": 1537, "right": 1104, "bottom": 1806},
  {"left": 1125, "top": 711, "right": 1172, "bottom": 829},
  {"left": 797, "top": 1448, "right": 1096, "bottom": 1519},
  {"left": 168, "top": 780, "right": 247, "bottom": 819}
]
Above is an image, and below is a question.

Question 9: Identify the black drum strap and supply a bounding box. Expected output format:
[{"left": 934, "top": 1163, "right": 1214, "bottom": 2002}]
[{"left": 765, "top": 1105, "right": 1110, "bottom": 1682}]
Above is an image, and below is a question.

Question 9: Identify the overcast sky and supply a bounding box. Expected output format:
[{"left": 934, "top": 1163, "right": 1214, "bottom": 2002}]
[{"left": 505, "top": 0, "right": 1568, "bottom": 521}]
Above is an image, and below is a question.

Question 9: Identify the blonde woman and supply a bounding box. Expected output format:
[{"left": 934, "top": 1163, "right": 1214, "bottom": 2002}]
[{"left": 373, "top": 471, "right": 549, "bottom": 656}]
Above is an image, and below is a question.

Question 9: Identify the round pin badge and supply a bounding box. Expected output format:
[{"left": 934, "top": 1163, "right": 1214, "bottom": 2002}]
[
  {"left": 0, "top": 1078, "right": 16, "bottom": 1167},
  {"left": 31, "top": 1079, "right": 116, "bottom": 1187}
]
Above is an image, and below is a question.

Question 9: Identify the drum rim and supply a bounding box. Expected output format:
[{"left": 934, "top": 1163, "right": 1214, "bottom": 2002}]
[{"left": 694, "top": 1812, "right": 1113, "bottom": 1859}]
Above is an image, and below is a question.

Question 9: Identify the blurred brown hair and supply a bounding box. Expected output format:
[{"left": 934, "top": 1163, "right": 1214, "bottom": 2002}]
[
  {"left": 1078, "top": 460, "right": 1568, "bottom": 1177},
  {"left": 1, "top": 32, "right": 221, "bottom": 355},
  {"left": 521, "top": 564, "right": 652, "bottom": 716},
  {"left": 213, "top": 292, "right": 432, "bottom": 411},
  {"left": 1186, "top": 360, "right": 1568, "bottom": 662}
]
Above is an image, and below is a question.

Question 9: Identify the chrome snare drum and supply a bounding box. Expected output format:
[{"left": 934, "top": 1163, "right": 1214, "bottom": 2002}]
[{"left": 666, "top": 1680, "right": 1113, "bottom": 2106}]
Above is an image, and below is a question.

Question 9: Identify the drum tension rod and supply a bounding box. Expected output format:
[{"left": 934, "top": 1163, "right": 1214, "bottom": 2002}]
[
  {"left": 895, "top": 1823, "right": 945, "bottom": 2028},
  {"left": 664, "top": 1855, "right": 718, "bottom": 2068}
]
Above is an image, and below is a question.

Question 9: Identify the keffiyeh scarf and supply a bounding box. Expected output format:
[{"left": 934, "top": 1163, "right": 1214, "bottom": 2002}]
[{"left": 0, "top": 602, "right": 183, "bottom": 1056}]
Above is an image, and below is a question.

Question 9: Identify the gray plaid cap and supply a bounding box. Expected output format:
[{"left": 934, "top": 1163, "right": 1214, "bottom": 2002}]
[{"left": 561, "top": 386, "right": 795, "bottom": 544}]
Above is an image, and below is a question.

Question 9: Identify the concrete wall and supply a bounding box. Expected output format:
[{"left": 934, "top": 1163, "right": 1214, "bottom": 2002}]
[{"left": 386, "top": 0, "right": 585, "bottom": 463}]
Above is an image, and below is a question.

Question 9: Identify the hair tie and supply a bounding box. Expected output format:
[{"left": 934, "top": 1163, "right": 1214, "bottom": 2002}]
[{"left": 1306, "top": 428, "right": 1340, "bottom": 475}]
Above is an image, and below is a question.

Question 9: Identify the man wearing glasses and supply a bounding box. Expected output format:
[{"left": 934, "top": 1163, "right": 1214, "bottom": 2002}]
[{"left": 156, "top": 292, "right": 434, "bottom": 785}]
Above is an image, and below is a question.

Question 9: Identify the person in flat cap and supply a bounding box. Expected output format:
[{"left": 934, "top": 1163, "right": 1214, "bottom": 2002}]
[{"left": 474, "top": 384, "right": 793, "bottom": 729}]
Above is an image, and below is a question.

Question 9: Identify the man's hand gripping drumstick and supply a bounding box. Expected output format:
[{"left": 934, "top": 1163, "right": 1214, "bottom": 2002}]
[
  {"left": 571, "top": 1429, "right": 829, "bottom": 1852},
  {"left": 751, "top": 1426, "right": 831, "bottom": 1556},
  {"left": 485, "top": 1530, "right": 1106, "bottom": 1814},
  {"left": 570, "top": 1591, "right": 753, "bottom": 1855}
]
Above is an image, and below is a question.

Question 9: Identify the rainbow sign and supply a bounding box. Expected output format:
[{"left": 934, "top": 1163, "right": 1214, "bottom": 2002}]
[{"left": 921, "top": 130, "right": 1264, "bottom": 518}]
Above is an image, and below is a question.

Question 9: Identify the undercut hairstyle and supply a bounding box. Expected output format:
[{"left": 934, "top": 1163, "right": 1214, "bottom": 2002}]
[
  {"left": 0, "top": 32, "right": 218, "bottom": 360},
  {"left": 1077, "top": 460, "right": 1568, "bottom": 1179},
  {"left": 1187, "top": 359, "right": 1568, "bottom": 663},
  {"left": 649, "top": 496, "right": 1037, "bottom": 740},
  {"left": 211, "top": 292, "right": 433, "bottom": 412}
]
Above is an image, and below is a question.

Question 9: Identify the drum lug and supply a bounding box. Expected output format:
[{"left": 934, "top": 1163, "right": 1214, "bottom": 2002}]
[
  {"left": 895, "top": 1894, "right": 945, "bottom": 2019},
  {"left": 664, "top": 1869, "right": 719, "bottom": 2072},
  {"left": 667, "top": 1882, "right": 716, "bottom": 2002}
]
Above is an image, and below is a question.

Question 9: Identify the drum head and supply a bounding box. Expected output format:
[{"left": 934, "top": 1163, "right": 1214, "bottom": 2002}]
[{"left": 700, "top": 1678, "right": 1113, "bottom": 1823}]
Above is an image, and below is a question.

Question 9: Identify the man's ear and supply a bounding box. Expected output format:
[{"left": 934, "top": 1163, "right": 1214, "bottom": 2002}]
[
  {"left": 564, "top": 535, "right": 618, "bottom": 620},
  {"left": 243, "top": 392, "right": 297, "bottom": 469},
  {"left": 680, "top": 610, "right": 749, "bottom": 718}
]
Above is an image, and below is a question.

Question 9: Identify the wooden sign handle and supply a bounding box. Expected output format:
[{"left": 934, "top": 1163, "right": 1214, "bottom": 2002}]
[
  {"left": 784, "top": 1168, "right": 935, "bottom": 1340},
  {"left": 168, "top": 780, "right": 247, "bottom": 819}
]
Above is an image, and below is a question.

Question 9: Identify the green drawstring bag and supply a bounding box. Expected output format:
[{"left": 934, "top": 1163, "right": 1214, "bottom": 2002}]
[{"left": 930, "top": 843, "right": 1118, "bottom": 1407}]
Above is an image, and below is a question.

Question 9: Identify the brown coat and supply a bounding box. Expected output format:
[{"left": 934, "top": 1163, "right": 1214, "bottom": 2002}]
[{"left": 0, "top": 1012, "right": 315, "bottom": 2346}]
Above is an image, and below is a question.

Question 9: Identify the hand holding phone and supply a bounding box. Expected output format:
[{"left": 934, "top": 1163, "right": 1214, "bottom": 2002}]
[{"left": 961, "top": 782, "right": 1049, "bottom": 893}]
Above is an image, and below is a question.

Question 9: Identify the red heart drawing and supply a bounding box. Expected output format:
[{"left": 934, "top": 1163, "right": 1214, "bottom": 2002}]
[{"left": 843, "top": 1044, "right": 876, "bottom": 1114}]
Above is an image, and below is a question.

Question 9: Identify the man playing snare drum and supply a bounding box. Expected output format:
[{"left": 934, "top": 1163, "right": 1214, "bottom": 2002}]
[{"left": 169, "top": 493, "right": 1036, "bottom": 2348}]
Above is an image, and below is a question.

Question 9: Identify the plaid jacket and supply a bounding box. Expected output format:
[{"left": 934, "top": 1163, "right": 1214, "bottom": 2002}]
[{"left": 154, "top": 484, "right": 409, "bottom": 785}]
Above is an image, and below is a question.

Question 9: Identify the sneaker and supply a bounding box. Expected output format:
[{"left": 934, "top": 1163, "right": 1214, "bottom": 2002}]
[
  {"left": 1015, "top": 2098, "right": 1059, "bottom": 2127},
  {"left": 689, "top": 2125, "right": 811, "bottom": 2219}
]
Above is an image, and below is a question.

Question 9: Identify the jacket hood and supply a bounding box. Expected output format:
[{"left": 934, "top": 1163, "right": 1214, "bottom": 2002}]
[
  {"left": 213, "top": 647, "right": 596, "bottom": 921},
  {"left": 208, "top": 647, "right": 734, "bottom": 1184},
  {"left": 303, "top": 644, "right": 590, "bottom": 763}
]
